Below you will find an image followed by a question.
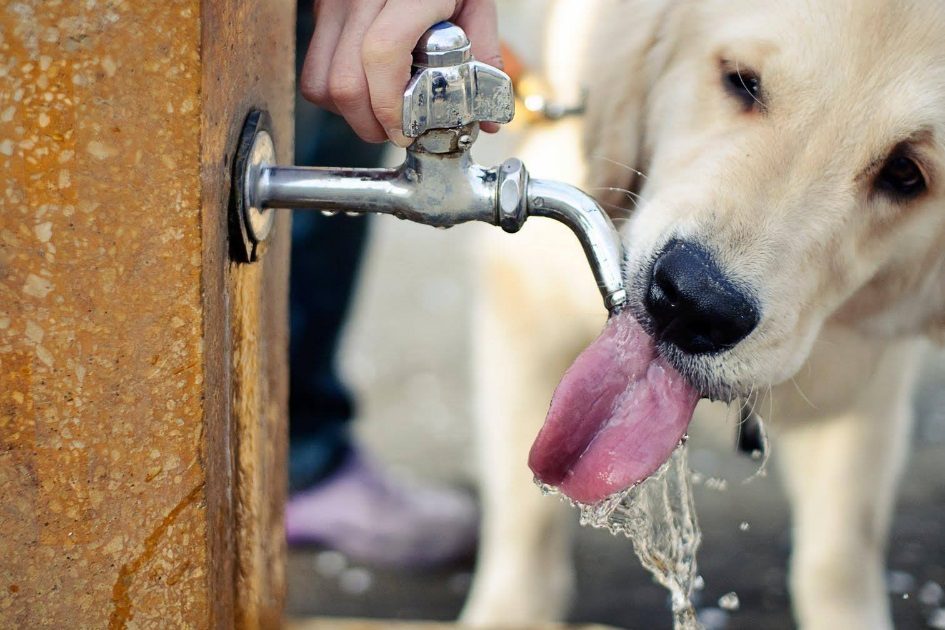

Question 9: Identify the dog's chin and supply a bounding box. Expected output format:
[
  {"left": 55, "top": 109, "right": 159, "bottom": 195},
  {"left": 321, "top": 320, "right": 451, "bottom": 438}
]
[
  {"left": 655, "top": 342, "right": 749, "bottom": 403},
  {"left": 623, "top": 286, "right": 752, "bottom": 404}
]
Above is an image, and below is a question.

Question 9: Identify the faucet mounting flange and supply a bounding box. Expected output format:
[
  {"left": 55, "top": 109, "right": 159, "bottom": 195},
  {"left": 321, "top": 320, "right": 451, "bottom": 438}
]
[{"left": 232, "top": 109, "right": 277, "bottom": 263}]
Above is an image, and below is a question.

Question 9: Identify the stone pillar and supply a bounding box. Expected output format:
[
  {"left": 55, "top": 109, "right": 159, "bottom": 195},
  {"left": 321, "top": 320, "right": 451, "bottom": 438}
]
[{"left": 0, "top": 1, "right": 293, "bottom": 627}]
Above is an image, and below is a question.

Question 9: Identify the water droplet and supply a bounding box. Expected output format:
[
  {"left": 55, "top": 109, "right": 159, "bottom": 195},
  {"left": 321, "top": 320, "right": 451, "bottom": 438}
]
[
  {"left": 887, "top": 570, "right": 915, "bottom": 595},
  {"left": 739, "top": 521, "right": 750, "bottom": 532},
  {"left": 705, "top": 477, "right": 728, "bottom": 491},
  {"left": 929, "top": 608, "right": 945, "bottom": 630},
  {"left": 697, "top": 607, "right": 729, "bottom": 630},
  {"left": 718, "top": 591, "right": 740, "bottom": 611},
  {"left": 339, "top": 567, "right": 373, "bottom": 595},
  {"left": 320, "top": 210, "right": 338, "bottom": 217},
  {"left": 693, "top": 575, "right": 705, "bottom": 591},
  {"left": 919, "top": 581, "right": 944, "bottom": 607},
  {"left": 344, "top": 211, "right": 359, "bottom": 217},
  {"left": 314, "top": 550, "right": 347, "bottom": 577}
]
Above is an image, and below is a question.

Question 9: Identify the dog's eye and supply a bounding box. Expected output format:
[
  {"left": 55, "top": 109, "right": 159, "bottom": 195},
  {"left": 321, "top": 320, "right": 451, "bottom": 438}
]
[
  {"left": 876, "top": 154, "right": 926, "bottom": 199},
  {"left": 724, "top": 69, "right": 763, "bottom": 111}
]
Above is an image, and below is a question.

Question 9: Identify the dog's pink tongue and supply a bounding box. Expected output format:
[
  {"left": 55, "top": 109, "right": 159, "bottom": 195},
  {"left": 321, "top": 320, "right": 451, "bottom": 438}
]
[{"left": 529, "top": 313, "right": 699, "bottom": 504}]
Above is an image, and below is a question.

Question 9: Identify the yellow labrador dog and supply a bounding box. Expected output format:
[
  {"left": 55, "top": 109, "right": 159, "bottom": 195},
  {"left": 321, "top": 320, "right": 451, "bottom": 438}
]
[{"left": 462, "top": 1, "right": 945, "bottom": 628}]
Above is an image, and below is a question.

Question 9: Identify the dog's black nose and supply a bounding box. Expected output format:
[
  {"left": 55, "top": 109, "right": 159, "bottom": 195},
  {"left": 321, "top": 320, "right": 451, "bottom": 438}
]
[{"left": 645, "top": 239, "right": 759, "bottom": 354}]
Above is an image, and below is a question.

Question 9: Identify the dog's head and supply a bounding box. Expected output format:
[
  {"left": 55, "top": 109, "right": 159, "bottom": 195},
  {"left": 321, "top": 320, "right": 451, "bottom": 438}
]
[{"left": 585, "top": 0, "right": 945, "bottom": 399}]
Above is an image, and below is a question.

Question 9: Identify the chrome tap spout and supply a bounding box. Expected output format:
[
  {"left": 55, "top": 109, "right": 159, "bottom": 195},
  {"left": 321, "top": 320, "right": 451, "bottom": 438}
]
[{"left": 527, "top": 179, "right": 627, "bottom": 312}]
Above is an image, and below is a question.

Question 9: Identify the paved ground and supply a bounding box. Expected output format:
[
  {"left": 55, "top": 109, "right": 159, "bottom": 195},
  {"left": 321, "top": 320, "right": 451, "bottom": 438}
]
[
  {"left": 287, "top": 445, "right": 945, "bottom": 629},
  {"left": 287, "top": 345, "right": 945, "bottom": 630}
]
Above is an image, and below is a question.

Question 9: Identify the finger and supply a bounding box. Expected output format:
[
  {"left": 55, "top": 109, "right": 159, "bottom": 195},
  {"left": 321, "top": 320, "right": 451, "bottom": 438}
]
[
  {"left": 299, "top": 0, "right": 346, "bottom": 109},
  {"left": 362, "top": 0, "right": 461, "bottom": 146},
  {"left": 459, "top": 0, "right": 503, "bottom": 134},
  {"left": 327, "top": 0, "right": 388, "bottom": 142},
  {"left": 457, "top": 0, "right": 501, "bottom": 70}
]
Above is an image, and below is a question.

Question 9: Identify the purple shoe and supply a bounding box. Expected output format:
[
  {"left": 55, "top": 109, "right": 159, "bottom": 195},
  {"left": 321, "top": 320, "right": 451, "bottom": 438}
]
[{"left": 285, "top": 450, "right": 478, "bottom": 568}]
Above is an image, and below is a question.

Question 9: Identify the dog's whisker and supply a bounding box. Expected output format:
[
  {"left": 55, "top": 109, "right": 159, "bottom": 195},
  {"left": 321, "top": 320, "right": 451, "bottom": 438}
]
[
  {"left": 745, "top": 384, "right": 759, "bottom": 424},
  {"left": 754, "top": 385, "right": 765, "bottom": 422},
  {"left": 596, "top": 199, "right": 637, "bottom": 217},
  {"left": 590, "top": 188, "right": 651, "bottom": 221},
  {"left": 790, "top": 376, "right": 817, "bottom": 410},
  {"left": 732, "top": 396, "right": 745, "bottom": 425},
  {"left": 723, "top": 397, "right": 739, "bottom": 427},
  {"left": 735, "top": 60, "right": 766, "bottom": 111},
  {"left": 741, "top": 384, "right": 772, "bottom": 484},
  {"left": 766, "top": 383, "right": 775, "bottom": 428},
  {"left": 738, "top": 386, "right": 756, "bottom": 420},
  {"left": 748, "top": 384, "right": 766, "bottom": 424},
  {"left": 590, "top": 154, "right": 650, "bottom": 180},
  {"left": 589, "top": 186, "right": 647, "bottom": 207}
]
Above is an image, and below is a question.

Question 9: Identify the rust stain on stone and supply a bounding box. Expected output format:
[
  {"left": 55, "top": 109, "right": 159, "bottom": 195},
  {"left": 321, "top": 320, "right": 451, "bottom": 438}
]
[
  {"left": 0, "top": 1, "right": 209, "bottom": 626},
  {"left": 1, "top": 0, "right": 292, "bottom": 626},
  {"left": 108, "top": 482, "right": 204, "bottom": 630}
]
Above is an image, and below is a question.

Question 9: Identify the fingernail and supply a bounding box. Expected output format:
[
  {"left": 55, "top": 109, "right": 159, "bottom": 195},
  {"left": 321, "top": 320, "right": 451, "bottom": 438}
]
[{"left": 387, "top": 128, "right": 411, "bottom": 148}]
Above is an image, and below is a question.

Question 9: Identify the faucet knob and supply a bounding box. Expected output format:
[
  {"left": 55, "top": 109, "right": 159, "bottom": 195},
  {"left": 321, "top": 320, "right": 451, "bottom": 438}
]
[{"left": 402, "top": 22, "right": 514, "bottom": 138}]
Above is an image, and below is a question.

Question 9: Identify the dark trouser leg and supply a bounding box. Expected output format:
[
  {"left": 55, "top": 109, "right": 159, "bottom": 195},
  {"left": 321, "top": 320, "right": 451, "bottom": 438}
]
[{"left": 289, "top": 3, "right": 386, "bottom": 492}]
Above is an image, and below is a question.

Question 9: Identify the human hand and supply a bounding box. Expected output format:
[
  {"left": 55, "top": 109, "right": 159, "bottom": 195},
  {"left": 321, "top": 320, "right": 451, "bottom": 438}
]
[{"left": 300, "top": 0, "right": 502, "bottom": 147}]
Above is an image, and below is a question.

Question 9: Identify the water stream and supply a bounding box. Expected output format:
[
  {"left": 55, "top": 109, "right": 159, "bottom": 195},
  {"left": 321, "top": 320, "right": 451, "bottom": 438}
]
[{"left": 540, "top": 444, "right": 703, "bottom": 629}]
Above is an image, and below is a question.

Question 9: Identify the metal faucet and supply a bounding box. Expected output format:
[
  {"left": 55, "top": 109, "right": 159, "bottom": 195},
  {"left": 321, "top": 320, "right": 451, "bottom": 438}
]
[{"left": 232, "top": 22, "right": 627, "bottom": 313}]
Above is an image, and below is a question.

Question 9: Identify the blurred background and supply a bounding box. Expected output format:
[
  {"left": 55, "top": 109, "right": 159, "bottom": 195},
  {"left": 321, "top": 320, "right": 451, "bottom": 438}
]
[{"left": 285, "top": 2, "right": 945, "bottom": 628}]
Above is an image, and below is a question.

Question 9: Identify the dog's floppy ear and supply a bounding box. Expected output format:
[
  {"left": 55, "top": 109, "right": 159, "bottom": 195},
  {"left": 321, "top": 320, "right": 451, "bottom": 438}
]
[{"left": 581, "top": 0, "right": 683, "bottom": 212}]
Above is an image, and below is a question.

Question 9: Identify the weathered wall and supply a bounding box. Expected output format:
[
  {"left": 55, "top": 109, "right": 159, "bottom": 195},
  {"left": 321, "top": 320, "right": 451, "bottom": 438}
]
[
  {"left": 200, "top": 1, "right": 294, "bottom": 627},
  {"left": 200, "top": 3, "right": 294, "bottom": 626},
  {"left": 0, "top": 1, "right": 292, "bottom": 627}
]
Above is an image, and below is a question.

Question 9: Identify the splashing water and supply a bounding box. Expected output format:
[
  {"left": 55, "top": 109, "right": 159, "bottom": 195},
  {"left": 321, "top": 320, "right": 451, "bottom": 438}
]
[
  {"left": 540, "top": 444, "right": 702, "bottom": 629},
  {"left": 718, "top": 591, "right": 740, "bottom": 611}
]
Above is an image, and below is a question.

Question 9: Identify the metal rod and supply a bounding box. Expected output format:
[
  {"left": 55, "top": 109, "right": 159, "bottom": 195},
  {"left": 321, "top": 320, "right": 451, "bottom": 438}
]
[
  {"left": 527, "top": 179, "right": 627, "bottom": 311},
  {"left": 257, "top": 166, "right": 408, "bottom": 216},
  {"left": 250, "top": 159, "right": 627, "bottom": 313},
  {"left": 253, "top": 147, "right": 501, "bottom": 229}
]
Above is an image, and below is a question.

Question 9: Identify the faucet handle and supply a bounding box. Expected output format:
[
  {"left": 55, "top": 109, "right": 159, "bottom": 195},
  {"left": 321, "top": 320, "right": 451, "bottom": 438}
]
[{"left": 402, "top": 22, "right": 514, "bottom": 138}]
